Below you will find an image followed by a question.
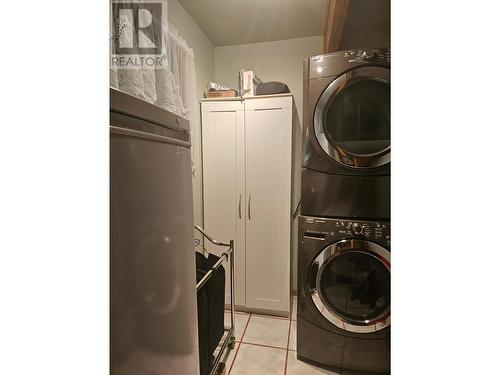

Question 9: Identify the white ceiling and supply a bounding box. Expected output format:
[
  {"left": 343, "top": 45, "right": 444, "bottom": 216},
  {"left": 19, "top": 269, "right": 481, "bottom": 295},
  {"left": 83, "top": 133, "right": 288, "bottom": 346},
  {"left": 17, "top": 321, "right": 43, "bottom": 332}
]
[{"left": 177, "top": 0, "right": 326, "bottom": 46}]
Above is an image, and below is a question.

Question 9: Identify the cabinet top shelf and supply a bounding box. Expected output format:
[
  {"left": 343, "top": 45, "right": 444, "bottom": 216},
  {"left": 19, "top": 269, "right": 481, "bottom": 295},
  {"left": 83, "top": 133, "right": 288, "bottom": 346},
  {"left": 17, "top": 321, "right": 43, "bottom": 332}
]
[{"left": 201, "top": 93, "right": 292, "bottom": 102}]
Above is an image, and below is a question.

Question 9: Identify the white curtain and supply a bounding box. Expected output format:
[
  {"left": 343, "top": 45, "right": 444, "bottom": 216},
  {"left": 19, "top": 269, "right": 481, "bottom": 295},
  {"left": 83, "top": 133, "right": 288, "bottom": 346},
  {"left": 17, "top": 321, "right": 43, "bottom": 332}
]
[
  {"left": 157, "top": 24, "right": 197, "bottom": 174},
  {"left": 110, "top": 17, "right": 197, "bottom": 174}
]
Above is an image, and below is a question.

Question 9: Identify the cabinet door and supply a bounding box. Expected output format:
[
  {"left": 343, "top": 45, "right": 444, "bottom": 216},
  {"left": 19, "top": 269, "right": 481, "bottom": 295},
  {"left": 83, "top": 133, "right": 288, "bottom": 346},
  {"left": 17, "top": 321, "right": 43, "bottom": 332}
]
[
  {"left": 201, "top": 101, "right": 246, "bottom": 306},
  {"left": 244, "top": 97, "right": 292, "bottom": 313}
]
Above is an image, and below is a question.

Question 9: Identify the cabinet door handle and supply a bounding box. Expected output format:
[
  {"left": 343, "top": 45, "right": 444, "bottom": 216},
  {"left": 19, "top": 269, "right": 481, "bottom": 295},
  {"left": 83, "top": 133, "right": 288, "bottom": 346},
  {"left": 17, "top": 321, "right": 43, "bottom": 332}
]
[
  {"left": 248, "top": 194, "right": 251, "bottom": 220},
  {"left": 254, "top": 107, "right": 281, "bottom": 111},
  {"left": 238, "top": 194, "right": 242, "bottom": 219}
]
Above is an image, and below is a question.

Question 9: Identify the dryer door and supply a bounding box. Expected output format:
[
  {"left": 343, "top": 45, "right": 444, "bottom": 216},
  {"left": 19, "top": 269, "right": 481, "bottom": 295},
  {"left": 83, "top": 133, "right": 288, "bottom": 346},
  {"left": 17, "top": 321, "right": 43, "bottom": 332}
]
[
  {"left": 309, "top": 239, "right": 390, "bottom": 333},
  {"left": 314, "top": 66, "right": 390, "bottom": 168}
]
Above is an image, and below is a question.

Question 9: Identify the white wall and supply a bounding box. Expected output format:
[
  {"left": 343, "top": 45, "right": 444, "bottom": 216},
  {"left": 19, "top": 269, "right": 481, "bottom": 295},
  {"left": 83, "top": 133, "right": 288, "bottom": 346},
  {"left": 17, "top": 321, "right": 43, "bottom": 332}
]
[
  {"left": 168, "top": 0, "right": 215, "bottom": 232},
  {"left": 214, "top": 36, "right": 323, "bottom": 125}
]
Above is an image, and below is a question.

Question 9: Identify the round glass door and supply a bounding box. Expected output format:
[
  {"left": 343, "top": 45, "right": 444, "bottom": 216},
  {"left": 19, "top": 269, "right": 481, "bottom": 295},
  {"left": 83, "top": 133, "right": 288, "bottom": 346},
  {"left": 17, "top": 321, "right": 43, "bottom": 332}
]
[
  {"left": 308, "top": 239, "right": 390, "bottom": 333},
  {"left": 314, "top": 66, "right": 390, "bottom": 168}
]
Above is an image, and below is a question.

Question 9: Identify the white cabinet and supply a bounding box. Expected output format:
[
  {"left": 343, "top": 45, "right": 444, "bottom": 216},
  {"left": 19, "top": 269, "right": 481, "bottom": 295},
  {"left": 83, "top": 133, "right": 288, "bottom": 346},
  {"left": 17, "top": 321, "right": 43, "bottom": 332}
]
[
  {"left": 201, "top": 95, "right": 294, "bottom": 316},
  {"left": 201, "top": 100, "right": 246, "bottom": 307}
]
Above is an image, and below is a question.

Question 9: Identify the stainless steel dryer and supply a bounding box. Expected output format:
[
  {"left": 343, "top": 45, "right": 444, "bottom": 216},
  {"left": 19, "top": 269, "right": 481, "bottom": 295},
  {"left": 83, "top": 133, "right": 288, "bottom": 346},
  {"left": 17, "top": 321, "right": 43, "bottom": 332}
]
[
  {"left": 302, "top": 48, "right": 390, "bottom": 219},
  {"left": 297, "top": 215, "right": 390, "bottom": 374}
]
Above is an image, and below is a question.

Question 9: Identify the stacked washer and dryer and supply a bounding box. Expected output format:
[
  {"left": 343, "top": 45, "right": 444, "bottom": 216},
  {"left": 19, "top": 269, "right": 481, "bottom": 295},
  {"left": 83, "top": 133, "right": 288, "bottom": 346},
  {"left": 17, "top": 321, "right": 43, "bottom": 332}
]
[{"left": 298, "top": 48, "right": 391, "bottom": 374}]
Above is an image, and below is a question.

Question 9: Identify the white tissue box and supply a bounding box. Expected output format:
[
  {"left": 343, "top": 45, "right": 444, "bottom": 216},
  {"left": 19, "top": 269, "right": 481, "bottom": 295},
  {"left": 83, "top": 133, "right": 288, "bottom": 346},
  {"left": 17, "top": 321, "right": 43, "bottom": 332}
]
[{"left": 242, "top": 70, "right": 255, "bottom": 97}]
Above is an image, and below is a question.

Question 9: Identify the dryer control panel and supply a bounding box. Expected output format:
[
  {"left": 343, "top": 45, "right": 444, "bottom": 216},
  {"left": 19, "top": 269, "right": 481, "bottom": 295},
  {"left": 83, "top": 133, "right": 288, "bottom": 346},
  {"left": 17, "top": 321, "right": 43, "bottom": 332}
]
[
  {"left": 341, "top": 48, "right": 390, "bottom": 64},
  {"left": 308, "top": 47, "right": 390, "bottom": 80},
  {"left": 302, "top": 216, "right": 391, "bottom": 248}
]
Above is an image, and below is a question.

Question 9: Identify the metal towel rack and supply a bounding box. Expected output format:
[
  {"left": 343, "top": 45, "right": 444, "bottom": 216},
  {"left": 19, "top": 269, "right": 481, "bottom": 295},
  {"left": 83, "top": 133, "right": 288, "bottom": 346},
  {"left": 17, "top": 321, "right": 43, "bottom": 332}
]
[{"left": 195, "top": 225, "right": 236, "bottom": 375}]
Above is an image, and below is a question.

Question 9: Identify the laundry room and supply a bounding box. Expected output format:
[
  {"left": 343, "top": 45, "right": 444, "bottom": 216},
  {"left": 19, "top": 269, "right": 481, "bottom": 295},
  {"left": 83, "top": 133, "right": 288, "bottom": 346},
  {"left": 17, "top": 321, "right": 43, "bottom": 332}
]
[
  {"left": 7, "top": 1, "right": 500, "bottom": 375},
  {"left": 108, "top": 0, "right": 390, "bottom": 374}
]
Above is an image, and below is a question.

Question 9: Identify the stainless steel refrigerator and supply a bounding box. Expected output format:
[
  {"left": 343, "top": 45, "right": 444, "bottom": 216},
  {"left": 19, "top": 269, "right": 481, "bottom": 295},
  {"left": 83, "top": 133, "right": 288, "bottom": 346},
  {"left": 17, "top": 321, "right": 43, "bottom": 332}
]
[{"left": 110, "top": 88, "right": 199, "bottom": 375}]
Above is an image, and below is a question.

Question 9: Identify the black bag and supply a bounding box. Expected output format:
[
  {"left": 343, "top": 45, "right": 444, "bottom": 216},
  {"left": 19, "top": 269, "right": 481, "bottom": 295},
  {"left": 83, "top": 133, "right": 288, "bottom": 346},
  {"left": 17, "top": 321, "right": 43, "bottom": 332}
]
[
  {"left": 195, "top": 252, "right": 226, "bottom": 375},
  {"left": 256, "top": 81, "right": 290, "bottom": 95}
]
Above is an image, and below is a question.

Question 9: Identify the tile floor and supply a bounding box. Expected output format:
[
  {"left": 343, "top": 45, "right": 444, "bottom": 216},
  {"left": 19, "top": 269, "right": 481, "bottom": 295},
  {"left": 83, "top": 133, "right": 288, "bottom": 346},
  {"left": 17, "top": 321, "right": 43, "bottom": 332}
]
[{"left": 221, "top": 296, "right": 344, "bottom": 375}]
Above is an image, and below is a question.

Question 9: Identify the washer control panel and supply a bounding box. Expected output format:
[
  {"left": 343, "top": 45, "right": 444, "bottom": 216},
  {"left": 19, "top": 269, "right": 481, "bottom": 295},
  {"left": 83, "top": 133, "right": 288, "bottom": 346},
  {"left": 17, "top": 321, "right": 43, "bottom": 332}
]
[{"left": 302, "top": 216, "right": 390, "bottom": 248}]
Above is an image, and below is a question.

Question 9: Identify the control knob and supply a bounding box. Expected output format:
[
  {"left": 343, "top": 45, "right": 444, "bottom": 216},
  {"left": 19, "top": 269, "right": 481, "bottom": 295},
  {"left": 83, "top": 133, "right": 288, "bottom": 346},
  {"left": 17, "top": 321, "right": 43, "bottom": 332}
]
[
  {"left": 351, "top": 223, "right": 364, "bottom": 235},
  {"left": 361, "top": 50, "right": 376, "bottom": 61}
]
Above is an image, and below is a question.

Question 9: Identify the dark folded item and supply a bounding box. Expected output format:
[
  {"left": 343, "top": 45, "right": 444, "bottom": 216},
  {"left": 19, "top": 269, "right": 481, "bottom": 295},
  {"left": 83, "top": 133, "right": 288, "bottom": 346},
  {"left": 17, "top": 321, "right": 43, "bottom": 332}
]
[{"left": 256, "top": 81, "right": 290, "bottom": 95}]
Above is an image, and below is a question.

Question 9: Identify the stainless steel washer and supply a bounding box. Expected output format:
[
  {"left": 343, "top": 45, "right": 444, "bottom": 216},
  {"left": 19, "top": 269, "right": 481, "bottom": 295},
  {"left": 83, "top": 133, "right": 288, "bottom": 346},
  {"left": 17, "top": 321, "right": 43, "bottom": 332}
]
[{"left": 297, "top": 215, "right": 390, "bottom": 374}]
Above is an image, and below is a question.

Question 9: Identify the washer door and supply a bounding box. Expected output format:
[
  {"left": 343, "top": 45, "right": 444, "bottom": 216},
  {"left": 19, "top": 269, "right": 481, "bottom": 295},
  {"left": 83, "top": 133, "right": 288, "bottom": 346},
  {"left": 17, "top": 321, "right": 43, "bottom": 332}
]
[
  {"left": 314, "top": 66, "right": 390, "bottom": 168},
  {"left": 308, "top": 239, "right": 390, "bottom": 333}
]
